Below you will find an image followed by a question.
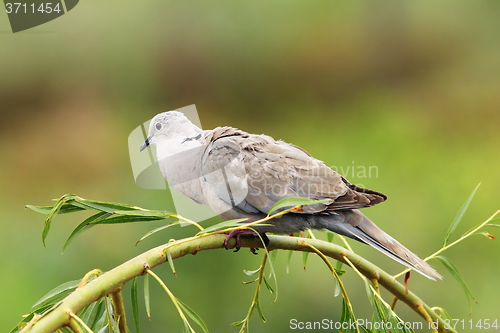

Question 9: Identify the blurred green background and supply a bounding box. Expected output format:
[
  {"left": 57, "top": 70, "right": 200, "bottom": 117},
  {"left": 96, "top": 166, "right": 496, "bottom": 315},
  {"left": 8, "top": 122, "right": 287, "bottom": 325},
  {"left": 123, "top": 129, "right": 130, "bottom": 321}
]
[{"left": 1, "top": 1, "right": 500, "bottom": 332}]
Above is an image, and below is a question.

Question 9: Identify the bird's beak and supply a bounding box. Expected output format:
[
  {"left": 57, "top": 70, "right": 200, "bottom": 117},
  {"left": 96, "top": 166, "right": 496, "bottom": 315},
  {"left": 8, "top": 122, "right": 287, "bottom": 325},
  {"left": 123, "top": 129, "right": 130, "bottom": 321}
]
[{"left": 140, "top": 136, "right": 152, "bottom": 152}]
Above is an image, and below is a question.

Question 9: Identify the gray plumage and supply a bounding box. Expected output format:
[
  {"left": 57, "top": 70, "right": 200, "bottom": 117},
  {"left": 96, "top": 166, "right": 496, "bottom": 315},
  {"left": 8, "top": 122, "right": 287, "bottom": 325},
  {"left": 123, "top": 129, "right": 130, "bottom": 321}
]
[{"left": 141, "top": 111, "right": 442, "bottom": 280}]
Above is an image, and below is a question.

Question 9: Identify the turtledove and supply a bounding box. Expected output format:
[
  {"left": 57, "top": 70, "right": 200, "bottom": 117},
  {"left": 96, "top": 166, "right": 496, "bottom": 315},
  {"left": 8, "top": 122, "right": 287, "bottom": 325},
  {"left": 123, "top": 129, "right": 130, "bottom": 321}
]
[{"left": 140, "top": 111, "right": 442, "bottom": 280}]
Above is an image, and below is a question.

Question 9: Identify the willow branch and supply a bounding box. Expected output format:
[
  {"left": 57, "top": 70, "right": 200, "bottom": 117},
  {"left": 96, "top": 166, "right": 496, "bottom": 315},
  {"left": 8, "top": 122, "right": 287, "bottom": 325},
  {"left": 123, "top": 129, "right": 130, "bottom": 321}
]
[{"left": 24, "top": 234, "right": 455, "bottom": 333}]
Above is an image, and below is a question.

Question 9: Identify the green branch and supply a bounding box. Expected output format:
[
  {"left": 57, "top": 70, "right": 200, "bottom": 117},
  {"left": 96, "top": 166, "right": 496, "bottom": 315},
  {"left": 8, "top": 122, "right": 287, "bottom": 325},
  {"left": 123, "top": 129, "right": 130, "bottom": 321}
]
[
  {"left": 21, "top": 234, "right": 455, "bottom": 333},
  {"left": 110, "top": 290, "right": 127, "bottom": 333}
]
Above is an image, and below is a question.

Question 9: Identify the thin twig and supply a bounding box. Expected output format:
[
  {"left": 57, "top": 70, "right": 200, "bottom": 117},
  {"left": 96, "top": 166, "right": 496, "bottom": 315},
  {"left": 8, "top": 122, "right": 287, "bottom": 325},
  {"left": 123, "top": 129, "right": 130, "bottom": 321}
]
[
  {"left": 238, "top": 252, "right": 269, "bottom": 332},
  {"left": 394, "top": 210, "right": 500, "bottom": 279},
  {"left": 110, "top": 289, "right": 128, "bottom": 333},
  {"left": 146, "top": 269, "right": 196, "bottom": 333},
  {"left": 302, "top": 242, "right": 360, "bottom": 333},
  {"left": 78, "top": 269, "right": 103, "bottom": 289},
  {"left": 67, "top": 312, "right": 86, "bottom": 333}
]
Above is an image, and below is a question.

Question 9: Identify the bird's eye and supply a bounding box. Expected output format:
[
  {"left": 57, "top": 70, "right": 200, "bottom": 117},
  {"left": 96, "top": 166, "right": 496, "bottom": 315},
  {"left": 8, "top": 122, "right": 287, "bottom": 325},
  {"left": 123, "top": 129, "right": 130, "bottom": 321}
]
[{"left": 155, "top": 122, "right": 162, "bottom": 130}]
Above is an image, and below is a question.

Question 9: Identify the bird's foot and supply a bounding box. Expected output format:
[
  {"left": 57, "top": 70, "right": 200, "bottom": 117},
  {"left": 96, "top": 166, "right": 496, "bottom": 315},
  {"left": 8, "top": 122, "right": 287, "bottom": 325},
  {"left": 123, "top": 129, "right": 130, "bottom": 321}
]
[{"left": 223, "top": 229, "right": 269, "bottom": 254}]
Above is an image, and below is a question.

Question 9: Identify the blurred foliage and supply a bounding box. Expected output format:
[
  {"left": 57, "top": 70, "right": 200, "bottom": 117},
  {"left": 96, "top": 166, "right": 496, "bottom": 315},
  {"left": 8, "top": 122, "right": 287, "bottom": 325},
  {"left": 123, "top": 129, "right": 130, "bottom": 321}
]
[{"left": 1, "top": 1, "right": 500, "bottom": 332}]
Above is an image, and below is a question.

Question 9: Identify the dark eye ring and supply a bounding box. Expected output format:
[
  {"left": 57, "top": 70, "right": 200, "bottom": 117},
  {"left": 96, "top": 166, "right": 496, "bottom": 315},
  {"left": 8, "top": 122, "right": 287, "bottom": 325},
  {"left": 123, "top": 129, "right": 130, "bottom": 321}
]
[{"left": 155, "top": 122, "right": 162, "bottom": 130}]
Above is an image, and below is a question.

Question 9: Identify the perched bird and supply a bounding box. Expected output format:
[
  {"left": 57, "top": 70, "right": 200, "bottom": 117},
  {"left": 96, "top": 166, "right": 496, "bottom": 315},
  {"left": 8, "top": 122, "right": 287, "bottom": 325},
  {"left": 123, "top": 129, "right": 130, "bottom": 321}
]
[{"left": 140, "top": 111, "right": 442, "bottom": 280}]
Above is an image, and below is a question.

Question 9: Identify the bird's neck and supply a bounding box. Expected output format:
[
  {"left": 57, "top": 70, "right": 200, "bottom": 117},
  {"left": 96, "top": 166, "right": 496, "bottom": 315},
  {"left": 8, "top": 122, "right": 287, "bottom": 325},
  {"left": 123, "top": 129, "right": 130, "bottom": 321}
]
[{"left": 156, "top": 127, "right": 205, "bottom": 161}]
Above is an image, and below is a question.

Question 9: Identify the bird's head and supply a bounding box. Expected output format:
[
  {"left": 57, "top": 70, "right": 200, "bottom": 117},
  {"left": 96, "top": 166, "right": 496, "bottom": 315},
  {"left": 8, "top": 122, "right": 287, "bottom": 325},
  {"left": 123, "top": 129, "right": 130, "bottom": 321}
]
[{"left": 140, "top": 111, "right": 202, "bottom": 152}]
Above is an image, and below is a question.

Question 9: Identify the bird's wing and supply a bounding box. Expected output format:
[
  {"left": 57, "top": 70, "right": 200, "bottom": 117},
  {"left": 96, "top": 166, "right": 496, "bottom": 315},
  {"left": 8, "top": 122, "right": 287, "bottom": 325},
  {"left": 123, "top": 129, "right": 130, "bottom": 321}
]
[{"left": 201, "top": 127, "right": 386, "bottom": 215}]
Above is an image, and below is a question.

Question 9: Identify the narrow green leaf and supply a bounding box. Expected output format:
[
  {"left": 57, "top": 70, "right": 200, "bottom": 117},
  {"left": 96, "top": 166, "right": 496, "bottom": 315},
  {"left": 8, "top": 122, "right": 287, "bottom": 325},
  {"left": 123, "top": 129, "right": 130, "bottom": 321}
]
[
  {"left": 77, "top": 303, "right": 91, "bottom": 320},
  {"left": 9, "top": 313, "right": 35, "bottom": 333},
  {"left": 53, "top": 194, "right": 81, "bottom": 202},
  {"left": 144, "top": 274, "right": 151, "bottom": 320},
  {"left": 97, "top": 324, "right": 109, "bottom": 333},
  {"left": 113, "top": 209, "right": 175, "bottom": 217},
  {"left": 79, "top": 302, "right": 97, "bottom": 326},
  {"left": 105, "top": 296, "right": 119, "bottom": 333},
  {"left": 91, "top": 215, "right": 165, "bottom": 225},
  {"left": 88, "top": 299, "right": 105, "bottom": 330},
  {"left": 136, "top": 222, "right": 181, "bottom": 245},
  {"left": 93, "top": 306, "right": 108, "bottom": 332},
  {"left": 443, "top": 183, "right": 481, "bottom": 246},
  {"left": 255, "top": 299, "right": 267, "bottom": 323},
  {"left": 335, "top": 260, "right": 344, "bottom": 272},
  {"left": 59, "top": 204, "right": 88, "bottom": 214},
  {"left": 195, "top": 218, "right": 250, "bottom": 235},
  {"left": 434, "top": 255, "right": 477, "bottom": 313},
  {"left": 166, "top": 250, "right": 177, "bottom": 277},
  {"left": 364, "top": 281, "right": 383, "bottom": 323},
  {"left": 286, "top": 250, "right": 293, "bottom": 274},
  {"left": 332, "top": 276, "right": 341, "bottom": 298},
  {"left": 67, "top": 200, "right": 103, "bottom": 211},
  {"left": 269, "top": 249, "right": 278, "bottom": 263},
  {"left": 487, "top": 224, "right": 500, "bottom": 228},
  {"left": 26, "top": 204, "right": 86, "bottom": 215},
  {"left": 263, "top": 277, "right": 274, "bottom": 294},
  {"left": 363, "top": 281, "right": 406, "bottom": 333},
  {"left": 339, "top": 298, "right": 350, "bottom": 325},
  {"left": 32, "top": 279, "right": 81, "bottom": 310},
  {"left": 177, "top": 298, "right": 209, "bottom": 333},
  {"left": 242, "top": 278, "right": 258, "bottom": 285},
  {"left": 326, "top": 230, "right": 334, "bottom": 243},
  {"left": 62, "top": 212, "right": 111, "bottom": 252},
  {"left": 302, "top": 251, "right": 309, "bottom": 270},
  {"left": 267, "top": 197, "right": 330, "bottom": 216},
  {"left": 39, "top": 304, "right": 57, "bottom": 313},
  {"left": 59, "top": 327, "right": 74, "bottom": 333},
  {"left": 41, "top": 194, "right": 79, "bottom": 246},
  {"left": 76, "top": 199, "right": 141, "bottom": 212},
  {"left": 243, "top": 268, "right": 261, "bottom": 276},
  {"left": 26, "top": 204, "right": 52, "bottom": 214},
  {"left": 131, "top": 277, "right": 140, "bottom": 333},
  {"left": 231, "top": 320, "right": 244, "bottom": 327},
  {"left": 301, "top": 232, "right": 311, "bottom": 271}
]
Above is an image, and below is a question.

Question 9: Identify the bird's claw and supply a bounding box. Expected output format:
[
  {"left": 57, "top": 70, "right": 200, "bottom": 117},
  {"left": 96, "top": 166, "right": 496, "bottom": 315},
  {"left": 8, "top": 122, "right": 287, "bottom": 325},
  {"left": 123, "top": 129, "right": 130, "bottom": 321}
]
[{"left": 223, "top": 229, "right": 268, "bottom": 254}]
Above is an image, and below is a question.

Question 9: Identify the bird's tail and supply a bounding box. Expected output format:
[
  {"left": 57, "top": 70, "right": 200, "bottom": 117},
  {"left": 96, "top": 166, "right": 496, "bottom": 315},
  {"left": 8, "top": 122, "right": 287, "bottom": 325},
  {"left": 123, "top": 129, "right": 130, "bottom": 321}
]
[{"left": 324, "top": 210, "right": 442, "bottom": 280}]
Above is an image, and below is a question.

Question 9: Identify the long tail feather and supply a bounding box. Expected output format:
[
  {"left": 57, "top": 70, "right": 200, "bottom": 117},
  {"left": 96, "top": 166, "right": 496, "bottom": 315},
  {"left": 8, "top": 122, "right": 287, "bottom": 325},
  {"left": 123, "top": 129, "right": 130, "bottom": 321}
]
[{"left": 326, "top": 210, "right": 442, "bottom": 280}]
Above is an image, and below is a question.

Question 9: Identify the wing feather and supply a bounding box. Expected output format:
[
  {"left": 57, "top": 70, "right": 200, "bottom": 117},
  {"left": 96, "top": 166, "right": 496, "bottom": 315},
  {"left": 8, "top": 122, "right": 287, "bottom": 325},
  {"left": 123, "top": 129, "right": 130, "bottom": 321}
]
[{"left": 201, "top": 127, "right": 386, "bottom": 215}]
